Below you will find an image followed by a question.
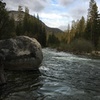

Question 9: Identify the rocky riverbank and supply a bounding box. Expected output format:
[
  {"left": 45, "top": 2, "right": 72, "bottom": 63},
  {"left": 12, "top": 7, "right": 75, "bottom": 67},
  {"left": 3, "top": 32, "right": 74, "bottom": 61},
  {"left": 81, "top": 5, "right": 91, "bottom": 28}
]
[{"left": 57, "top": 47, "right": 100, "bottom": 59}]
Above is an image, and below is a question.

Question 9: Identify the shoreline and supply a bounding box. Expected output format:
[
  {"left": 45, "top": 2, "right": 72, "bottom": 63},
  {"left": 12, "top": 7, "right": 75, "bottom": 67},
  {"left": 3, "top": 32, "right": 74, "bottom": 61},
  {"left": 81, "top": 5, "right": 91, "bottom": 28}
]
[{"left": 55, "top": 47, "right": 100, "bottom": 59}]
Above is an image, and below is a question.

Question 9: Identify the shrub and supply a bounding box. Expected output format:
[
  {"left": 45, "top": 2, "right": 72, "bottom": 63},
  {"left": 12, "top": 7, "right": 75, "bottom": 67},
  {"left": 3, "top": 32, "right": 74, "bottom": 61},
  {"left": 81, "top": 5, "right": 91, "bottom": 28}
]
[
  {"left": 47, "top": 34, "right": 60, "bottom": 47},
  {"left": 97, "top": 38, "right": 100, "bottom": 50},
  {"left": 70, "top": 38, "right": 94, "bottom": 53},
  {"left": 58, "top": 43, "right": 71, "bottom": 51}
]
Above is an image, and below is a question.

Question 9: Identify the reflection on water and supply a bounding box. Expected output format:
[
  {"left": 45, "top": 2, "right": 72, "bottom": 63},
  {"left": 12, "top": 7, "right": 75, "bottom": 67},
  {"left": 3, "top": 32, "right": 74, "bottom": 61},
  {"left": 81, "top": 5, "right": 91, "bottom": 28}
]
[{"left": 1, "top": 48, "right": 100, "bottom": 100}]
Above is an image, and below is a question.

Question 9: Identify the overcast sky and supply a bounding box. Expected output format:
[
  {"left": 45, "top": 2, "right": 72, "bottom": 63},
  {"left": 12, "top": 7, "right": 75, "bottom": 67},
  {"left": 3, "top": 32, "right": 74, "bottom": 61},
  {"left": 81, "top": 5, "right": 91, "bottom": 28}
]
[{"left": 3, "top": 0, "right": 100, "bottom": 30}]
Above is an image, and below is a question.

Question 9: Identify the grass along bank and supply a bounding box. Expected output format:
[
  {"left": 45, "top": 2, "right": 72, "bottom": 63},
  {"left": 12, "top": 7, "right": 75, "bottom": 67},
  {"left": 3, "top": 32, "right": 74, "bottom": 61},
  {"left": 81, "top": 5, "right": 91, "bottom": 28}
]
[{"left": 48, "top": 38, "right": 100, "bottom": 58}]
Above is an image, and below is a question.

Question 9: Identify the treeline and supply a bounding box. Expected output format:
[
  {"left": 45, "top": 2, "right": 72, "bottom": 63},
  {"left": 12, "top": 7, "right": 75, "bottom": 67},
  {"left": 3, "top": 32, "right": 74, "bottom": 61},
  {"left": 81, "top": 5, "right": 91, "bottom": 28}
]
[
  {"left": 0, "top": 1, "right": 46, "bottom": 47},
  {"left": 48, "top": 0, "right": 100, "bottom": 53}
]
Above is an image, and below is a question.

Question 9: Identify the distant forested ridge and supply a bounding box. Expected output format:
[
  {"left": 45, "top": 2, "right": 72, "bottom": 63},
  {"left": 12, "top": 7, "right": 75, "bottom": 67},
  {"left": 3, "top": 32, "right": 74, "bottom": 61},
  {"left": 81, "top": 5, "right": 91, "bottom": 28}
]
[{"left": 0, "top": 1, "right": 63, "bottom": 47}]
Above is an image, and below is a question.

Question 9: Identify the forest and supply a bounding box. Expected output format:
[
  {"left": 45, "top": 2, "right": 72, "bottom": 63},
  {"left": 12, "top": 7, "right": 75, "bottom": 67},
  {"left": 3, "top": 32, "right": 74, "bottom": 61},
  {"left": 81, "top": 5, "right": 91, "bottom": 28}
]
[
  {"left": 48, "top": 0, "right": 100, "bottom": 54},
  {"left": 0, "top": 1, "right": 46, "bottom": 47},
  {"left": 0, "top": 0, "right": 100, "bottom": 54}
]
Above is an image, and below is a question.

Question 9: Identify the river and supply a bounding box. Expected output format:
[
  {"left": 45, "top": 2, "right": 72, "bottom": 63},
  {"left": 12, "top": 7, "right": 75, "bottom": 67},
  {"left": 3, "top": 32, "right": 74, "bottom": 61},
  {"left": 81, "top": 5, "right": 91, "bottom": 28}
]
[{"left": 0, "top": 48, "right": 100, "bottom": 100}]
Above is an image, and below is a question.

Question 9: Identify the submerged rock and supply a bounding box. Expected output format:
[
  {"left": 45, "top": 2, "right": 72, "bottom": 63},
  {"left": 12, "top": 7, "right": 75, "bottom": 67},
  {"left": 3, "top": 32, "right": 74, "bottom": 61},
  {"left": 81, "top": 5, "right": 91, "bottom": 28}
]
[{"left": 0, "top": 36, "right": 43, "bottom": 70}]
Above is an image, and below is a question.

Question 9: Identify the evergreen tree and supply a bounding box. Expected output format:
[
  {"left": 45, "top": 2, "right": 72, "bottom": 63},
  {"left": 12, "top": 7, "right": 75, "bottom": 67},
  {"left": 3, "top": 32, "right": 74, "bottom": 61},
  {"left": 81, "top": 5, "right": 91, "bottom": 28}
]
[
  {"left": 48, "top": 33, "right": 60, "bottom": 46},
  {"left": 77, "top": 16, "right": 85, "bottom": 38},
  {"left": 35, "top": 14, "right": 47, "bottom": 47},
  {"left": 84, "top": 20, "right": 91, "bottom": 40},
  {"left": 68, "top": 20, "right": 77, "bottom": 43},
  {"left": 66, "top": 24, "right": 71, "bottom": 43},
  {"left": 0, "top": 0, "right": 15, "bottom": 39},
  {"left": 17, "top": 5, "right": 23, "bottom": 21},
  {"left": 97, "top": 14, "right": 100, "bottom": 48},
  {"left": 7, "top": 15, "right": 16, "bottom": 37},
  {"left": 91, "top": 3, "right": 99, "bottom": 48},
  {"left": 23, "top": 7, "right": 30, "bottom": 35},
  {"left": 16, "top": 5, "right": 23, "bottom": 35},
  {"left": 86, "top": 0, "right": 99, "bottom": 49},
  {"left": 41, "top": 26, "right": 47, "bottom": 47},
  {"left": 0, "top": 0, "right": 8, "bottom": 39},
  {"left": 25, "top": 6, "right": 29, "bottom": 14},
  {"left": 88, "top": 0, "right": 96, "bottom": 20}
]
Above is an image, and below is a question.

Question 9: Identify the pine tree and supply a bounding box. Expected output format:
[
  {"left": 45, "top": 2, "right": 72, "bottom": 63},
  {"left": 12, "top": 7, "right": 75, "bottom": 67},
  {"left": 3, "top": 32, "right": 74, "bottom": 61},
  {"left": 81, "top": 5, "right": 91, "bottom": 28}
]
[
  {"left": 41, "top": 26, "right": 47, "bottom": 47},
  {"left": 86, "top": 0, "right": 99, "bottom": 49},
  {"left": 23, "top": 7, "right": 29, "bottom": 35},
  {"left": 16, "top": 5, "right": 23, "bottom": 35},
  {"left": 84, "top": 20, "right": 91, "bottom": 40},
  {"left": 0, "top": 0, "right": 8, "bottom": 39},
  {"left": 17, "top": 5, "right": 23, "bottom": 21},
  {"left": 88, "top": 0, "right": 96, "bottom": 20},
  {"left": 78, "top": 16, "right": 85, "bottom": 37},
  {"left": 0, "top": 0, "right": 15, "bottom": 39},
  {"left": 91, "top": 3, "right": 99, "bottom": 49},
  {"left": 48, "top": 33, "right": 59, "bottom": 46}
]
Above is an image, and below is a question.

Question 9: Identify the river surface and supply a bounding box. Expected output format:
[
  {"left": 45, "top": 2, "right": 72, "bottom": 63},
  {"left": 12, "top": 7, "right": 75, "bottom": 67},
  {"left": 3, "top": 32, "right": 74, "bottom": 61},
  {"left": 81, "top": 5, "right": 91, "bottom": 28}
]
[{"left": 0, "top": 48, "right": 100, "bottom": 100}]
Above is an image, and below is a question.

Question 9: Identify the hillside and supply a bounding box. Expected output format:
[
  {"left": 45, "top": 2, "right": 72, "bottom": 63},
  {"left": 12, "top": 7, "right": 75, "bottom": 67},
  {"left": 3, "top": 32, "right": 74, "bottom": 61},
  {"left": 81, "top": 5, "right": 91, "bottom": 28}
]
[
  {"left": 9, "top": 11, "right": 63, "bottom": 34},
  {"left": 45, "top": 26, "right": 63, "bottom": 34}
]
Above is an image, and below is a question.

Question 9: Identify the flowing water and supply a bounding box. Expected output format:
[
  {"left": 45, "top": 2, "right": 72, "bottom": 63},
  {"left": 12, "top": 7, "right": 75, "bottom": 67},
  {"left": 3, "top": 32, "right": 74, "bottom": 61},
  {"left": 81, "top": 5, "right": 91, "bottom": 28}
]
[{"left": 0, "top": 48, "right": 100, "bottom": 100}]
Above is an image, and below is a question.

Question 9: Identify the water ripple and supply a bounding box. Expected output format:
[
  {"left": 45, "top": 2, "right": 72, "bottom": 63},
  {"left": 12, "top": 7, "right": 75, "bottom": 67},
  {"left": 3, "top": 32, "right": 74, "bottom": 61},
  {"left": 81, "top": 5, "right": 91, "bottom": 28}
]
[{"left": 1, "top": 48, "right": 100, "bottom": 100}]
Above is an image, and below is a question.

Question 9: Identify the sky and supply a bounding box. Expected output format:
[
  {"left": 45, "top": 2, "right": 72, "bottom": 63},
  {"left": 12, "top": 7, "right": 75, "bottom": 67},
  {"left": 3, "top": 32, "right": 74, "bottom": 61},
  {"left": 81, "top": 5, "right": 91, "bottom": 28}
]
[{"left": 3, "top": 0, "right": 100, "bottom": 31}]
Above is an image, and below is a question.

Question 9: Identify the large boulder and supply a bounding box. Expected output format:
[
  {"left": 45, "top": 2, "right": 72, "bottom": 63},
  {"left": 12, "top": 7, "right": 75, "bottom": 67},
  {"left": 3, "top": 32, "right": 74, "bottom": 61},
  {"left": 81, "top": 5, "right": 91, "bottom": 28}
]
[
  {"left": 0, "top": 53, "right": 6, "bottom": 85},
  {"left": 0, "top": 36, "right": 43, "bottom": 70}
]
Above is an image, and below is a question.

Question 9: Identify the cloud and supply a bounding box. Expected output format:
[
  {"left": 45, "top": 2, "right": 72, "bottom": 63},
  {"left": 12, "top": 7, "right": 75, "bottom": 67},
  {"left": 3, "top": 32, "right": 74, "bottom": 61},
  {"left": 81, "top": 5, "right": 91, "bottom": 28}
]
[
  {"left": 39, "top": 13, "right": 64, "bottom": 27},
  {"left": 67, "top": 1, "right": 88, "bottom": 20},
  {"left": 39, "top": 12, "right": 72, "bottom": 30},
  {"left": 3, "top": 0, "right": 100, "bottom": 31},
  {"left": 25, "top": 0, "right": 49, "bottom": 12},
  {"left": 72, "top": 8, "right": 87, "bottom": 19},
  {"left": 3, "top": 0, "right": 49, "bottom": 12},
  {"left": 59, "top": 0, "right": 74, "bottom": 6},
  {"left": 71, "top": 7, "right": 87, "bottom": 20}
]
